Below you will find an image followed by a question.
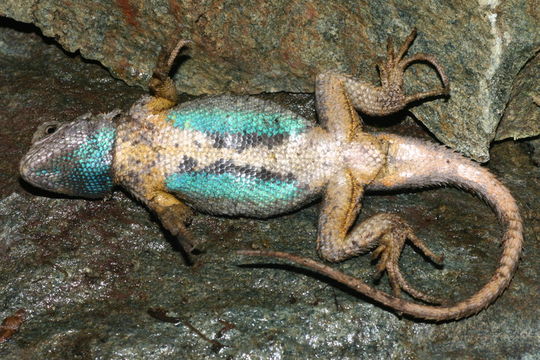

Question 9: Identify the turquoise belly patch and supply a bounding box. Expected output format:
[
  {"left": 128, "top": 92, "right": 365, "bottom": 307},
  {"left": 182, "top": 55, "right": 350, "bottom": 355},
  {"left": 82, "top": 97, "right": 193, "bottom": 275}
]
[
  {"left": 165, "top": 96, "right": 311, "bottom": 138},
  {"left": 165, "top": 159, "right": 302, "bottom": 205}
]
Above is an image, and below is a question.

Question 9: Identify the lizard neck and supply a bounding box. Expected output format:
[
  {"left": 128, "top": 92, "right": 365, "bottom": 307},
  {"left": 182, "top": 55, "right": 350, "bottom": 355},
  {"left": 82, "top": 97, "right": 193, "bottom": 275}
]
[{"left": 77, "top": 120, "right": 117, "bottom": 197}]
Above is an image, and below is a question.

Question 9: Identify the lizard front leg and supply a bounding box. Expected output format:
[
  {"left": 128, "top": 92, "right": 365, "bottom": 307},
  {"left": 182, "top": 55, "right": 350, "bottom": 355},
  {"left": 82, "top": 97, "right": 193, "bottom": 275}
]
[
  {"left": 145, "top": 191, "right": 198, "bottom": 257},
  {"left": 317, "top": 171, "right": 444, "bottom": 304},
  {"left": 148, "top": 38, "right": 190, "bottom": 112}
]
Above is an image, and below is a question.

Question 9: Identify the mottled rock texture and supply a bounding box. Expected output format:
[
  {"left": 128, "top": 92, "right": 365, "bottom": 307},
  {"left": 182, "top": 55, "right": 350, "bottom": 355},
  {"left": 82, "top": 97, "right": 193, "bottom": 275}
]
[
  {"left": 496, "top": 52, "right": 540, "bottom": 141},
  {"left": 1, "top": 1, "right": 539, "bottom": 161}
]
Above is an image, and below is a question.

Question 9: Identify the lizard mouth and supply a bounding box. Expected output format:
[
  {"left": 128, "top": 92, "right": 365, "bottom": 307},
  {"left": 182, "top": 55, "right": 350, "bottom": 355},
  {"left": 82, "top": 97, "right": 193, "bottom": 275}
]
[
  {"left": 20, "top": 148, "right": 42, "bottom": 186},
  {"left": 19, "top": 149, "right": 67, "bottom": 194}
]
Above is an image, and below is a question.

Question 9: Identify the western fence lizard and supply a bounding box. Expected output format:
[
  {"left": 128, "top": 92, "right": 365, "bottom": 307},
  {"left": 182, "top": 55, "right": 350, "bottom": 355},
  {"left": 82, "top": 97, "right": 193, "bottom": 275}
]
[{"left": 19, "top": 29, "right": 522, "bottom": 321}]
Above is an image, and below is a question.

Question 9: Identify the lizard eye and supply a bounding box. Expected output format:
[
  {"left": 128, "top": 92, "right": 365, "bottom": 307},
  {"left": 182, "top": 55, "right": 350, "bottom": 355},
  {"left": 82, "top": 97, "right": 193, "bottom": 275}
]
[
  {"left": 45, "top": 125, "right": 57, "bottom": 134},
  {"left": 31, "top": 120, "right": 63, "bottom": 144}
]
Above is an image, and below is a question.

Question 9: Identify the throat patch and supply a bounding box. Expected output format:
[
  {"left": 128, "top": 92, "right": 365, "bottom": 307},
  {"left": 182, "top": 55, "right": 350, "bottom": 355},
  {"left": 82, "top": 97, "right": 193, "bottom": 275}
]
[{"left": 70, "top": 126, "right": 116, "bottom": 196}]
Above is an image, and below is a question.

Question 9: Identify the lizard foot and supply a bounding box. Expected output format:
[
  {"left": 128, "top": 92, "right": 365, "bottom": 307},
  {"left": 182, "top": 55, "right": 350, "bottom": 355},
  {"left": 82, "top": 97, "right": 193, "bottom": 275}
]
[
  {"left": 377, "top": 28, "right": 450, "bottom": 108},
  {"left": 148, "top": 38, "right": 191, "bottom": 108},
  {"left": 342, "top": 29, "right": 450, "bottom": 117},
  {"left": 159, "top": 204, "right": 197, "bottom": 253},
  {"left": 371, "top": 218, "right": 445, "bottom": 304}
]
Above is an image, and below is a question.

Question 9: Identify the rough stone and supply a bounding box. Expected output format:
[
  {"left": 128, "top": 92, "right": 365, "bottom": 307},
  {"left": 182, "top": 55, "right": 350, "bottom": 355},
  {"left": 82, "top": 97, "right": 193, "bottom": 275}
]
[
  {"left": 496, "top": 52, "right": 540, "bottom": 141},
  {"left": 1, "top": 1, "right": 539, "bottom": 160},
  {"left": 525, "top": 136, "right": 540, "bottom": 166},
  {"left": 1, "top": 19, "right": 540, "bottom": 359}
]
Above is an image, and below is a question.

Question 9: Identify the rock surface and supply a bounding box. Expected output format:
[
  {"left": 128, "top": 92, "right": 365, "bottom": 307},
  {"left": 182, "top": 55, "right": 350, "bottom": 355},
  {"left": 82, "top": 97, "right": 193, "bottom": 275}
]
[
  {"left": 496, "top": 51, "right": 540, "bottom": 141},
  {"left": 1, "top": 19, "right": 540, "bottom": 359},
  {"left": 1, "top": 1, "right": 539, "bottom": 160}
]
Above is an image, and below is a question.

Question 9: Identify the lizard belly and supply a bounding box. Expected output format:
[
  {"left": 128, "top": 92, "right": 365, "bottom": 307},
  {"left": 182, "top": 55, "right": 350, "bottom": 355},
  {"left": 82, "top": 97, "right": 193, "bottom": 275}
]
[
  {"left": 162, "top": 96, "right": 337, "bottom": 217},
  {"left": 167, "top": 164, "right": 316, "bottom": 217},
  {"left": 116, "top": 96, "right": 339, "bottom": 218},
  {"left": 163, "top": 128, "right": 330, "bottom": 217}
]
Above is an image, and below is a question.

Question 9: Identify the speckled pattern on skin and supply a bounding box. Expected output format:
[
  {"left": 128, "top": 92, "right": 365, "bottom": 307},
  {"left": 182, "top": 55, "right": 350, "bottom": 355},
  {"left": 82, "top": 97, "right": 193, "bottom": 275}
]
[
  {"left": 19, "top": 30, "right": 523, "bottom": 321},
  {"left": 114, "top": 95, "right": 326, "bottom": 217},
  {"left": 19, "top": 113, "right": 117, "bottom": 198}
]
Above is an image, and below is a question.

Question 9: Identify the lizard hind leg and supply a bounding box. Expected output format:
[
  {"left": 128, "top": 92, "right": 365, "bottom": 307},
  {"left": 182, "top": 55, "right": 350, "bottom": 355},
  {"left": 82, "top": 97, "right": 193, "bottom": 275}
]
[
  {"left": 344, "top": 28, "right": 450, "bottom": 117},
  {"left": 314, "top": 174, "right": 444, "bottom": 304},
  {"left": 321, "top": 212, "right": 446, "bottom": 305}
]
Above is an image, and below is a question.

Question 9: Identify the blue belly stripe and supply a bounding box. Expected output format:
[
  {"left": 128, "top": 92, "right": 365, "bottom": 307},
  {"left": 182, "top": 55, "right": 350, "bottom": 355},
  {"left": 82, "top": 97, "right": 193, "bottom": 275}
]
[
  {"left": 165, "top": 171, "right": 300, "bottom": 203},
  {"left": 166, "top": 108, "right": 308, "bottom": 136}
]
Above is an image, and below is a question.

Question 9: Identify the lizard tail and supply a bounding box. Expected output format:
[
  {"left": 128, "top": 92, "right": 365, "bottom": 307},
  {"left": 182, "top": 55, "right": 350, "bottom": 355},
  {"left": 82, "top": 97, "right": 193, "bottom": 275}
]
[
  {"left": 357, "top": 133, "right": 522, "bottom": 320},
  {"left": 240, "top": 134, "right": 523, "bottom": 321}
]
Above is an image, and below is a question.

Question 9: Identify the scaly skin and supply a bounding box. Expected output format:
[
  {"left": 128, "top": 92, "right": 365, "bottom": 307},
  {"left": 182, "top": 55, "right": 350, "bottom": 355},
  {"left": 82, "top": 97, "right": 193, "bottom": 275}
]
[
  {"left": 19, "top": 30, "right": 522, "bottom": 321},
  {"left": 242, "top": 134, "right": 523, "bottom": 320}
]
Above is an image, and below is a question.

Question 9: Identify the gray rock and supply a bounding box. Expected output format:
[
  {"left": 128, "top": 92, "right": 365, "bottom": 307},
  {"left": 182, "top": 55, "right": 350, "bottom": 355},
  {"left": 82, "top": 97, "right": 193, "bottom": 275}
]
[
  {"left": 525, "top": 136, "right": 540, "bottom": 166},
  {"left": 496, "top": 52, "right": 540, "bottom": 141},
  {"left": 1, "top": 1, "right": 539, "bottom": 160}
]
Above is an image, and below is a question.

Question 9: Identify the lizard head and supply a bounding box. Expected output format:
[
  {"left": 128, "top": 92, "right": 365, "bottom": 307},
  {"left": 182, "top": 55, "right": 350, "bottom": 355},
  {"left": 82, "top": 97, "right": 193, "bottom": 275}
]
[{"left": 19, "top": 110, "right": 120, "bottom": 198}]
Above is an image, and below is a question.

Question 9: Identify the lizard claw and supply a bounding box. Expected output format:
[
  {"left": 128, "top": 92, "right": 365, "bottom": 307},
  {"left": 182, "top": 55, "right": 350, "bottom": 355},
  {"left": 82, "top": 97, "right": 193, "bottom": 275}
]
[
  {"left": 370, "top": 219, "right": 446, "bottom": 304},
  {"left": 377, "top": 29, "right": 450, "bottom": 110},
  {"left": 149, "top": 38, "right": 191, "bottom": 108}
]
